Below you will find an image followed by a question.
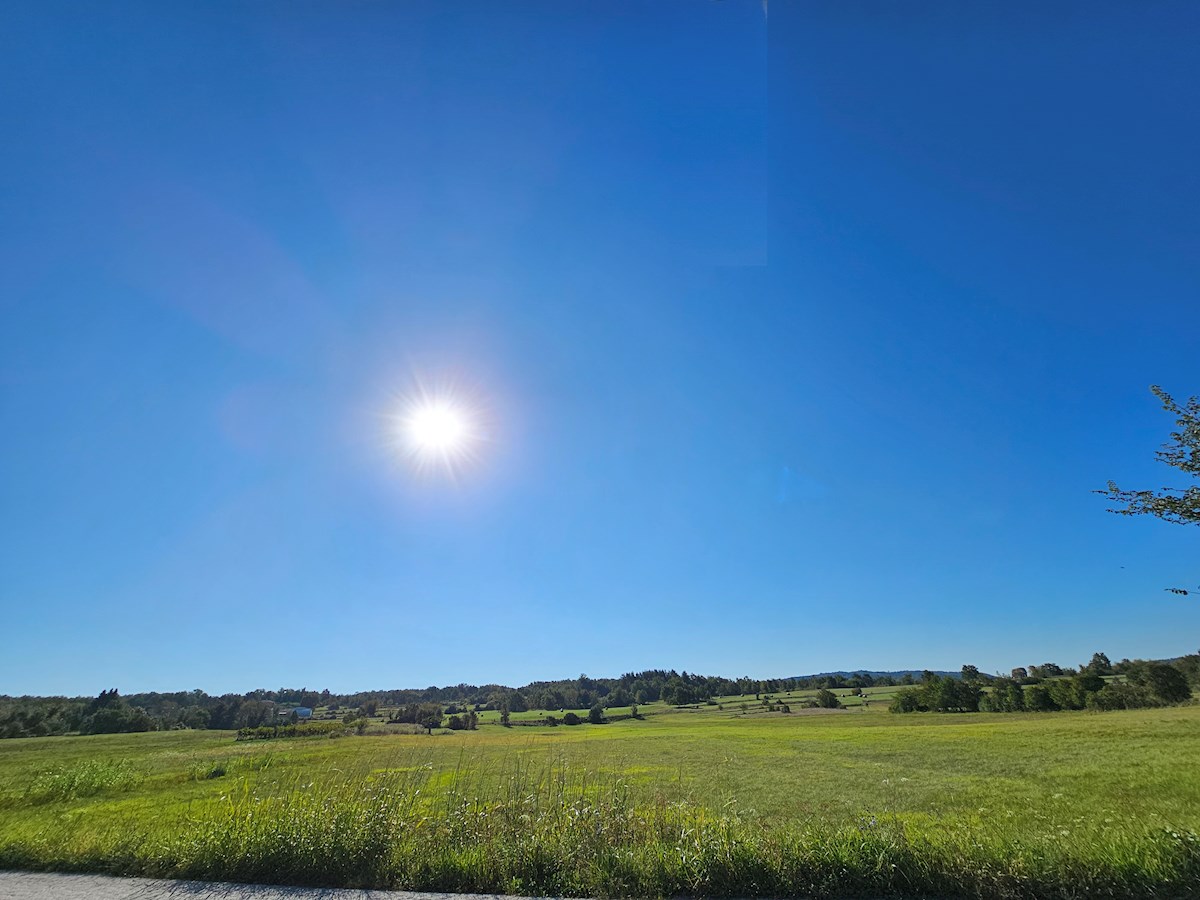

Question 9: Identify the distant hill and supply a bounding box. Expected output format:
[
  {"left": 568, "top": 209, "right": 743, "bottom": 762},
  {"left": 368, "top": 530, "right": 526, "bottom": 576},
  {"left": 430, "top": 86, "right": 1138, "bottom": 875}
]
[{"left": 787, "top": 670, "right": 959, "bottom": 681}]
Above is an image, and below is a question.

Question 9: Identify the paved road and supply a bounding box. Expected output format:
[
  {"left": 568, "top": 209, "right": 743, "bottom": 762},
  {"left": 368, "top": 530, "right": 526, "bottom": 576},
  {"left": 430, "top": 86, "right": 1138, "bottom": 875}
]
[{"left": 0, "top": 872, "right": 538, "bottom": 900}]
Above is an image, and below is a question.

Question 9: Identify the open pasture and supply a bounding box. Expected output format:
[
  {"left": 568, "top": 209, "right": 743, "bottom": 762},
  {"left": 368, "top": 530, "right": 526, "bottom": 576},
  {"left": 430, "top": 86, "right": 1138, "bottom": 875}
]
[{"left": 1, "top": 704, "right": 1198, "bottom": 897}]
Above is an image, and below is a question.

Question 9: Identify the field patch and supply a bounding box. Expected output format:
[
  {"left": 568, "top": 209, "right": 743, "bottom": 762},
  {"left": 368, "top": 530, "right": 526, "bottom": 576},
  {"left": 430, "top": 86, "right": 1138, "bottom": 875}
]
[{"left": 0, "top": 706, "right": 1197, "bottom": 897}]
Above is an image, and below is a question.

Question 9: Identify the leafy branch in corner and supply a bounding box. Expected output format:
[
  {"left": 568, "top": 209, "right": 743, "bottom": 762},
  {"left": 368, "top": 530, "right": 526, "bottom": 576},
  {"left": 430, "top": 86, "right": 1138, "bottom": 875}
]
[
  {"left": 1097, "top": 385, "right": 1198, "bottom": 595},
  {"left": 1097, "top": 386, "right": 1200, "bottom": 526}
]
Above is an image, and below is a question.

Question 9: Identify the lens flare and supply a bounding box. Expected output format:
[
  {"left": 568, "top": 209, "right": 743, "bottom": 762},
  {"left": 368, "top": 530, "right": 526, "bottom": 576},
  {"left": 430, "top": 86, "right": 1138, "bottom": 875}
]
[
  {"left": 390, "top": 385, "right": 487, "bottom": 477},
  {"left": 408, "top": 403, "right": 469, "bottom": 452}
]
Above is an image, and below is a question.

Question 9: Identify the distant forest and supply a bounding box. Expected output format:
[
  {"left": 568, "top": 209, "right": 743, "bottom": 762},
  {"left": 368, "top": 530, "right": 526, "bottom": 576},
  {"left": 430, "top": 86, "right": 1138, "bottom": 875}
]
[{"left": 2, "top": 652, "right": 1197, "bottom": 739}]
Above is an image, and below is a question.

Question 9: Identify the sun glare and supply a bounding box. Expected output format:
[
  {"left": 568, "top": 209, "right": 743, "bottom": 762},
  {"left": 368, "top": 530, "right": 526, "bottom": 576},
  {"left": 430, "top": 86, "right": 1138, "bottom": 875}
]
[
  {"left": 392, "top": 389, "right": 486, "bottom": 476},
  {"left": 408, "top": 403, "right": 468, "bottom": 451}
]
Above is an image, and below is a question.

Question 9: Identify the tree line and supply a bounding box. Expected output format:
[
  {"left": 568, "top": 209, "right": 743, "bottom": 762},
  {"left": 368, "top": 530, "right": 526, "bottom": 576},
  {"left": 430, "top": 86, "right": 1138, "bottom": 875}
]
[
  {"left": 1, "top": 669, "right": 805, "bottom": 739},
  {"left": 0, "top": 668, "right": 933, "bottom": 739},
  {"left": 890, "top": 652, "right": 1198, "bottom": 714},
  {"left": 4, "top": 653, "right": 1195, "bottom": 740}
]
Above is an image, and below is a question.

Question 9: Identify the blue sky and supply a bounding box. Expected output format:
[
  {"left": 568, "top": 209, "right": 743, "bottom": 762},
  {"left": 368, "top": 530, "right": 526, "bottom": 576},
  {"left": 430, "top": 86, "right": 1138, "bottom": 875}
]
[{"left": 2, "top": 1, "right": 1197, "bottom": 696}]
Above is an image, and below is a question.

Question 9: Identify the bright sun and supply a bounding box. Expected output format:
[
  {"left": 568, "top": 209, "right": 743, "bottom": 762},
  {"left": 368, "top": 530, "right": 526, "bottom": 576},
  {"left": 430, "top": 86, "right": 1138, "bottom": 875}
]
[
  {"left": 394, "top": 392, "right": 484, "bottom": 475},
  {"left": 408, "top": 403, "right": 468, "bottom": 452}
]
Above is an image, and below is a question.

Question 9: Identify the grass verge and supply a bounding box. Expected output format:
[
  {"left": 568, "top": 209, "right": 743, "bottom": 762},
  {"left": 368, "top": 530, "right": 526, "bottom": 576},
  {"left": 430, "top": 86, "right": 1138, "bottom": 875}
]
[{"left": 1, "top": 759, "right": 1197, "bottom": 898}]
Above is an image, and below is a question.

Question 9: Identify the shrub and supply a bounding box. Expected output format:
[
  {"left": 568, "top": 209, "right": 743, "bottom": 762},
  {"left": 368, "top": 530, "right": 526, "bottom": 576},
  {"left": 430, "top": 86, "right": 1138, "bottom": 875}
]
[
  {"left": 236, "top": 721, "right": 347, "bottom": 741},
  {"left": 562, "top": 712, "right": 581, "bottom": 725},
  {"left": 1047, "top": 679, "right": 1083, "bottom": 711},
  {"left": 984, "top": 677, "right": 1026, "bottom": 712},
  {"left": 1086, "top": 682, "right": 1162, "bottom": 711},
  {"left": 1174, "top": 652, "right": 1200, "bottom": 689},
  {"left": 889, "top": 689, "right": 923, "bottom": 713},
  {"left": 1025, "top": 685, "right": 1057, "bottom": 712},
  {"left": 815, "top": 689, "right": 842, "bottom": 709},
  {"left": 923, "top": 676, "right": 981, "bottom": 712},
  {"left": 1133, "top": 663, "right": 1193, "bottom": 704}
]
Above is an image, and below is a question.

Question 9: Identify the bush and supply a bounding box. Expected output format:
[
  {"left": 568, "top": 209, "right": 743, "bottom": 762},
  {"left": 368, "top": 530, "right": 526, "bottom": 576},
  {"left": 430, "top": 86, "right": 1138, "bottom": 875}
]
[
  {"left": 236, "top": 721, "right": 347, "bottom": 741},
  {"left": 587, "top": 704, "right": 605, "bottom": 724},
  {"left": 889, "top": 689, "right": 923, "bottom": 713},
  {"left": 924, "top": 676, "right": 981, "bottom": 712},
  {"left": 988, "top": 677, "right": 1026, "bottom": 712},
  {"left": 1047, "top": 679, "right": 1083, "bottom": 711},
  {"left": 1025, "top": 685, "right": 1057, "bottom": 712},
  {"left": 890, "top": 677, "right": 981, "bottom": 714},
  {"left": 815, "top": 689, "right": 842, "bottom": 709},
  {"left": 1075, "top": 672, "right": 1106, "bottom": 695},
  {"left": 562, "top": 712, "right": 581, "bottom": 725},
  {"left": 1133, "top": 663, "right": 1193, "bottom": 704},
  {"left": 1174, "top": 652, "right": 1200, "bottom": 689},
  {"left": 1086, "top": 682, "right": 1162, "bottom": 711}
]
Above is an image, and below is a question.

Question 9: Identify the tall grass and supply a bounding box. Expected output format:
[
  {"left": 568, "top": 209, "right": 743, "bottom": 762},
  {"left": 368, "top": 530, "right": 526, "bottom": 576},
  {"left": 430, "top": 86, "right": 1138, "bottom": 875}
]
[
  {"left": 188, "top": 751, "right": 280, "bottom": 781},
  {"left": 18, "top": 759, "right": 142, "bottom": 805},
  {"left": 3, "top": 756, "right": 1197, "bottom": 898}
]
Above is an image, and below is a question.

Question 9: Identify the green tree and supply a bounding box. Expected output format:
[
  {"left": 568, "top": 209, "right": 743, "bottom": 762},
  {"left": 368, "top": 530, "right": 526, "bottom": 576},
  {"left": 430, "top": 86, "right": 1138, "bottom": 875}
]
[
  {"left": 1085, "top": 682, "right": 1160, "bottom": 711},
  {"left": 1099, "top": 386, "right": 1200, "bottom": 527},
  {"left": 1131, "top": 663, "right": 1192, "bottom": 704},
  {"left": 1074, "top": 672, "right": 1106, "bottom": 695},
  {"left": 1026, "top": 685, "right": 1057, "bottom": 712},
  {"left": 1174, "top": 651, "right": 1200, "bottom": 689},
  {"left": 233, "top": 700, "right": 273, "bottom": 729},
  {"left": 606, "top": 686, "right": 633, "bottom": 708},
  {"left": 890, "top": 689, "right": 923, "bottom": 713},
  {"left": 417, "top": 704, "right": 443, "bottom": 734},
  {"left": 1098, "top": 386, "right": 1198, "bottom": 596},
  {"left": 587, "top": 703, "right": 605, "bottom": 724},
  {"left": 980, "top": 677, "right": 1026, "bottom": 713},
  {"left": 815, "top": 689, "right": 841, "bottom": 709},
  {"left": 923, "top": 676, "right": 981, "bottom": 712}
]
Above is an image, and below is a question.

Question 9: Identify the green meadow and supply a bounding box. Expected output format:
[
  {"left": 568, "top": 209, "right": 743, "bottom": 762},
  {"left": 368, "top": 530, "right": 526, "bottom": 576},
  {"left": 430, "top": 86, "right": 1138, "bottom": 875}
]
[{"left": 2, "top": 702, "right": 1198, "bottom": 898}]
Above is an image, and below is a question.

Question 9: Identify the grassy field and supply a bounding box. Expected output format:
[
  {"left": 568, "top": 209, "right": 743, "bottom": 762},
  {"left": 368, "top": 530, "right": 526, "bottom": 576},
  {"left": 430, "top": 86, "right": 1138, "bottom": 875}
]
[{"left": 1, "top": 703, "right": 1198, "bottom": 898}]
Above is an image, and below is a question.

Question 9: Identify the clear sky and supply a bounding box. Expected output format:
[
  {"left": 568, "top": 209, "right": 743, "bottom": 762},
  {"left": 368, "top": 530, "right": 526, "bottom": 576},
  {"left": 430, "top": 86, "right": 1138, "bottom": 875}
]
[{"left": 2, "top": 1, "right": 1197, "bottom": 697}]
